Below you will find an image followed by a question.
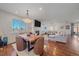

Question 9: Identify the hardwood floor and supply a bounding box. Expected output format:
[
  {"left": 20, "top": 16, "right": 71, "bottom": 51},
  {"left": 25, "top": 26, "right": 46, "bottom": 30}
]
[
  {"left": 44, "top": 35, "right": 79, "bottom": 56},
  {"left": 0, "top": 44, "right": 17, "bottom": 56},
  {"left": 0, "top": 35, "right": 79, "bottom": 56}
]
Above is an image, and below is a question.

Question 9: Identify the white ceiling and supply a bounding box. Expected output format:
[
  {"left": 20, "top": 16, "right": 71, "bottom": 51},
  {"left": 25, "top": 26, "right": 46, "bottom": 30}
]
[{"left": 0, "top": 3, "right": 79, "bottom": 24}]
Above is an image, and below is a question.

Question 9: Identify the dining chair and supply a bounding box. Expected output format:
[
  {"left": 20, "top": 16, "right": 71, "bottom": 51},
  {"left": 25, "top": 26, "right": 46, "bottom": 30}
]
[{"left": 34, "top": 37, "right": 44, "bottom": 55}]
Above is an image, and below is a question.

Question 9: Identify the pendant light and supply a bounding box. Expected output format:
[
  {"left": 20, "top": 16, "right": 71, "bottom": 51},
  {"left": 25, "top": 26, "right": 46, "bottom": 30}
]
[{"left": 23, "top": 9, "right": 32, "bottom": 23}]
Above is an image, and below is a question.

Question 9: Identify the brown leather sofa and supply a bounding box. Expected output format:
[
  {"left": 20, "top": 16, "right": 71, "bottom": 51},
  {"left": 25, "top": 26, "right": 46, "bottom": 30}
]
[{"left": 33, "top": 37, "right": 44, "bottom": 55}]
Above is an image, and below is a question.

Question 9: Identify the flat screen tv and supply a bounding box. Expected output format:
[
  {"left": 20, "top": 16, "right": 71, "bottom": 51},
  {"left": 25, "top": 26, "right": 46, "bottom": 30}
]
[{"left": 34, "top": 20, "right": 41, "bottom": 27}]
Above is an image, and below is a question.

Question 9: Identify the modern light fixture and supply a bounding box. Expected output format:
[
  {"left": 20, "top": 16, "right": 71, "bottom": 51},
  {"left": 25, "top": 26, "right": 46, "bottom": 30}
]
[
  {"left": 23, "top": 9, "right": 32, "bottom": 23},
  {"left": 39, "top": 7, "right": 42, "bottom": 11}
]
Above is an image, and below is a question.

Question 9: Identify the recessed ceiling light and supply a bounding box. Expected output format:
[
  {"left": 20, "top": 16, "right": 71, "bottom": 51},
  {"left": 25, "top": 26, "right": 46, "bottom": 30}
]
[
  {"left": 27, "top": 9, "right": 30, "bottom": 11},
  {"left": 39, "top": 7, "right": 42, "bottom": 11}
]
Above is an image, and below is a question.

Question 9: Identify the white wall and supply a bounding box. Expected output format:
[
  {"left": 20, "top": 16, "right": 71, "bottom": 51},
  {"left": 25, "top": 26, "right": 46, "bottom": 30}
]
[
  {"left": 41, "top": 22, "right": 71, "bottom": 35},
  {"left": 0, "top": 10, "right": 23, "bottom": 44},
  {"left": 0, "top": 9, "right": 71, "bottom": 44}
]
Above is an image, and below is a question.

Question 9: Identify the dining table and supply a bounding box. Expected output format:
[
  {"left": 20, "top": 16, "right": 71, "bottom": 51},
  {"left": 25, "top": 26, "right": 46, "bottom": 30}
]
[{"left": 19, "top": 34, "right": 40, "bottom": 51}]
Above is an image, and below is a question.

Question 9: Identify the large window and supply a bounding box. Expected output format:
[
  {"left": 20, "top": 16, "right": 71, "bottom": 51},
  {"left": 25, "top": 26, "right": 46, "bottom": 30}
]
[
  {"left": 11, "top": 19, "right": 32, "bottom": 34},
  {"left": 12, "top": 19, "right": 26, "bottom": 30},
  {"left": 74, "top": 23, "right": 79, "bottom": 34}
]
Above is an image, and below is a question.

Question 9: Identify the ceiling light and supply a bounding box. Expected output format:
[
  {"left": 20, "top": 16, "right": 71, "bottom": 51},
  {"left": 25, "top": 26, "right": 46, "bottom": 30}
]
[
  {"left": 23, "top": 9, "right": 32, "bottom": 23},
  {"left": 39, "top": 7, "right": 42, "bottom": 11},
  {"left": 23, "top": 18, "right": 32, "bottom": 23}
]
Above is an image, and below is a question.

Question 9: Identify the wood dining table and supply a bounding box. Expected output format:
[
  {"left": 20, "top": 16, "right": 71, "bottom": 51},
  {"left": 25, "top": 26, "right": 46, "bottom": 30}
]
[{"left": 19, "top": 34, "right": 40, "bottom": 51}]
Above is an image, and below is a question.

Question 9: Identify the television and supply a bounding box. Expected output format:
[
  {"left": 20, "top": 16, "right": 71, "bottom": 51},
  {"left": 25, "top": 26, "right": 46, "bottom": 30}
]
[{"left": 34, "top": 20, "right": 41, "bottom": 27}]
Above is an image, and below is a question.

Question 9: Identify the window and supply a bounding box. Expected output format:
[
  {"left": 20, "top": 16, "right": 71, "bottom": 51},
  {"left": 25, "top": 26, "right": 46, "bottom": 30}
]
[
  {"left": 74, "top": 23, "right": 79, "bottom": 34},
  {"left": 12, "top": 19, "right": 26, "bottom": 30}
]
